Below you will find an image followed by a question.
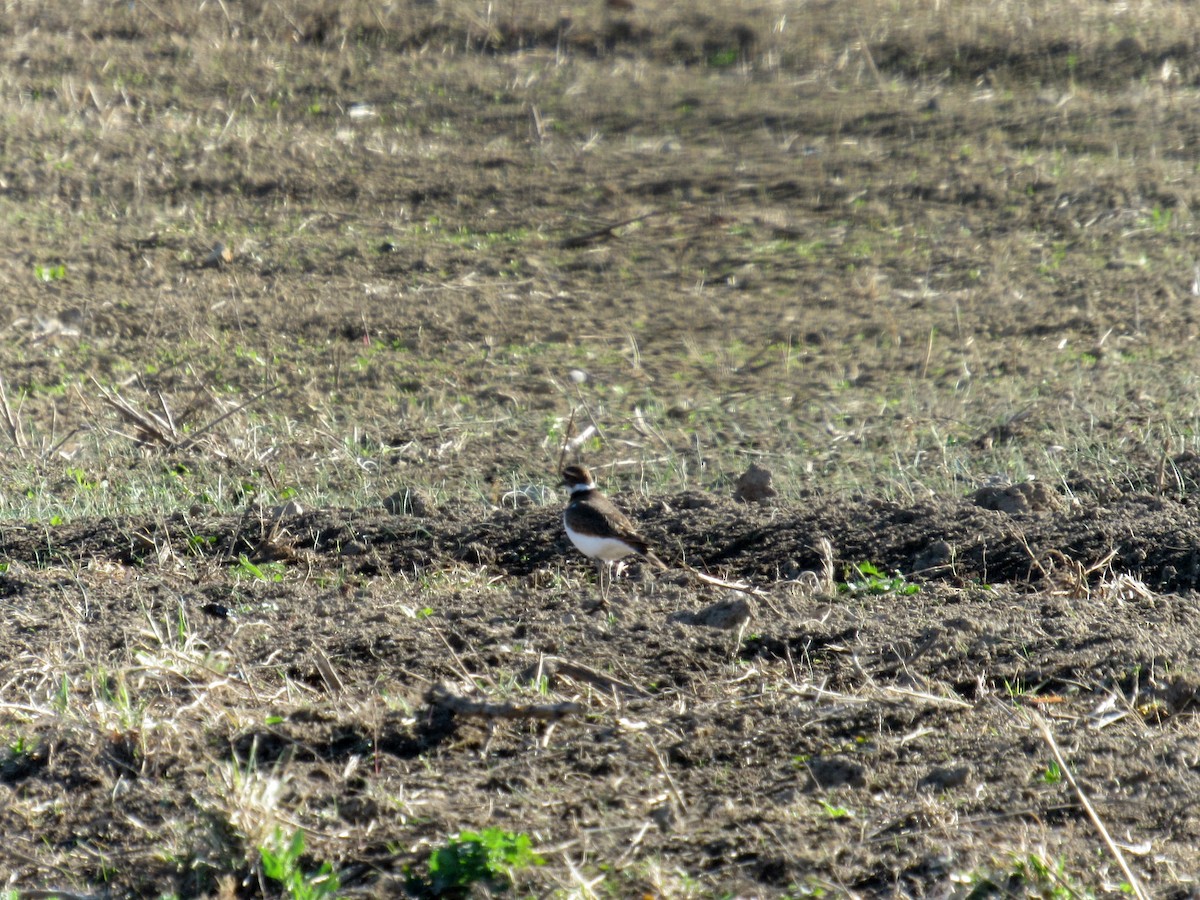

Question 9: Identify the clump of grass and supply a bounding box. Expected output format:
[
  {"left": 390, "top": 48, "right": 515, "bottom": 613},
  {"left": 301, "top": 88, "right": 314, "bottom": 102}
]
[
  {"left": 232, "top": 554, "right": 287, "bottom": 583},
  {"left": 260, "top": 827, "right": 341, "bottom": 900},
  {"left": 837, "top": 561, "right": 920, "bottom": 596},
  {"left": 405, "top": 828, "right": 544, "bottom": 897},
  {"left": 957, "top": 851, "right": 1097, "bottom": 899}
]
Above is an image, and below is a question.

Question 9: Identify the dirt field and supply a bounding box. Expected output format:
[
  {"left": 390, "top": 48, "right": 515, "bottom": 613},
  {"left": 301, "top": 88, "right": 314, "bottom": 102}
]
[{"left": 5, "top": 1, "right": 1200, "bottom": 897}]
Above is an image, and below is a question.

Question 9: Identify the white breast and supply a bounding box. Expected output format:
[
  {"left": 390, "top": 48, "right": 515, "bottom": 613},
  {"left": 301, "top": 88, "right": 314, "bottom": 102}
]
[{"left": 564, "top": 515, "right": 637, "bottom": 561}]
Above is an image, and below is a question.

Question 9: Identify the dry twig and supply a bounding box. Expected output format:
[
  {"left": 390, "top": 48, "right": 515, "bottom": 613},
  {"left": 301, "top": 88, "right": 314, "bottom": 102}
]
[
  {"left": 527, "top": 656, "right": 650, "bottom": 698},
  {"left": 0, "top": 374, "right": 27, "bottom": 455},
  {"left": 311, "top": 645, "right": 345, "bottom": 695},
  {"left": 557, "top": 211, "right": 658, "bottom": 249},
  {"left": 641, "top": 732, "right": 687, "bottom": 813},
  {"left": 682, "top": 562, "right": 766, "bottom": 598},
  {"left": 90, "top": 376, "right": 179, "bottom": 448},
  {"left": 176, "top": 383, "right": 280, "bottom": 451},
  {"left": 1029, "top": 710, "right": 1149, "bottom": 900},
  {"left": 90, "top": 377, "right": 278, "bottom": 452}
]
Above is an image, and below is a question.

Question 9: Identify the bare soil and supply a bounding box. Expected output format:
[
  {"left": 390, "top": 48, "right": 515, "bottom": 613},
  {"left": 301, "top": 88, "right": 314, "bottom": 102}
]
[{"left": 3, "top": 2, "right": 1200, "bottom": 897}]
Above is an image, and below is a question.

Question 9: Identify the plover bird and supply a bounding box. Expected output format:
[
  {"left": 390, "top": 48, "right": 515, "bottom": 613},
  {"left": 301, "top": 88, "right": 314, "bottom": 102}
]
[{"left": 561, "top": 464, "right": 665, "bottom": 599}]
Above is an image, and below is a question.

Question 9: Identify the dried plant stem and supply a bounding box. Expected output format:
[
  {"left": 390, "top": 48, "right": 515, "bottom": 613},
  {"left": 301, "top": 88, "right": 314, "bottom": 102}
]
[
  {"left": 1030, "top": 711, "right": 1148, "bottom": 900},
  {"left": 0, "top": 375, "right": 27, "bottom": 455}
]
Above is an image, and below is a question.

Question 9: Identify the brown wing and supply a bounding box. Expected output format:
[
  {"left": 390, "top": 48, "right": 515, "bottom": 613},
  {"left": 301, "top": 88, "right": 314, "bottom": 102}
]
[
  {"left": 568, "top": 496, "right": 644, "bottom": 546},
  {"left": 575, "top": 493, "right": 666, "bottom": 567}
]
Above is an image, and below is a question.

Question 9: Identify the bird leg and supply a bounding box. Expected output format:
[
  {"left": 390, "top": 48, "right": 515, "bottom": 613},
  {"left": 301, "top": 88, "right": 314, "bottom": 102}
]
[{"left": 594, "top": 558, "right": 611, "bottom": 604}]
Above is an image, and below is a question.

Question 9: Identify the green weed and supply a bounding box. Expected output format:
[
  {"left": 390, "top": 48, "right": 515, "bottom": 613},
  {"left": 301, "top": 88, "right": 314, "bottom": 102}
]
[
  {"left": 707, "top": 48, "right": 739, "bottom": 68},
  {"left": 67, "top": 467, "right": 98, "bottom": 490},
  {"left": 1041, "top": 760, "right": 1063, "bottom": 784},
  {"left": 838, "top": 562, "right": 920, "bottom": 596},
  {"left": 7, "top": 733, "right": 32, "bottom": 756},
  {"left": 53, "top": 673, "right": 71, "bottom": 713},
  {"left": 260, "top": 827, "right": 341, "bottom": 900},
  {"left": 187, "top": 534, "right": 217, "bottom": 553},
  {"left": 405, "top": 828, "right": 544, "bottom": 897},
  {"left": 819, "top": 800, "right": 852, "bottom": 819},
  {"left": 959, "top": 852, "right": 1096, "bottom": 899},
  {"left": 1003, "top": 678, "right": 1031, "bottom": 700},
  {"left": 34, "top": 263, "right": 66, "bottom": 282},
  {"left": 233, "top": 554, "right": 287, "bottom": 582}
]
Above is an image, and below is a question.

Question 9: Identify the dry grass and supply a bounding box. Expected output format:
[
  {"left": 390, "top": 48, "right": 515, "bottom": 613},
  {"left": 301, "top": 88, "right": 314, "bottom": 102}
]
[
  {"left": 12, "top": 0, "right": 1200, "bottom": 78},
  {"left": 2, "top": 0, "right": 1200, "bottom": 896},
  {"left": 0, "top": 0, "right": 1198, "bottom": 508}
]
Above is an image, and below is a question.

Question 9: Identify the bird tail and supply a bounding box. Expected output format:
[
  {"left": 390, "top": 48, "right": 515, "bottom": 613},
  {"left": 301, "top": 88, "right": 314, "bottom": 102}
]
[{"left": 643, "top": 550, "right": 668, "bottom": 570}]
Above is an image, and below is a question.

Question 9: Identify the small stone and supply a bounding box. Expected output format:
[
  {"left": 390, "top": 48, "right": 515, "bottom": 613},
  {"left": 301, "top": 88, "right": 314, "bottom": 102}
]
[
  {"left": 669, "top": 597, "right": 754, "bottom": 630},
  {"left": 971, "top": 481, "right": 1060, "bottom": 515},
  {"left": 911, "top": 540, "right": 953, "bottom": 574},
  {"left": 919, "top": 765, "right": 971, "bottom": 791},
  {"left": 271, "top": 499, "right": 304, "bottom": 518},
  {"left": 200, "top": 602, "right": 235, "bottom": 620},
  {"left": 694, "top": 597, "right": 752, "bottom": 630},
  {"left": 673, "top": 491, "right": 715, "bottom": 510},
  {"left": 734, "top": 463, "right": 777, "bottom": 503},
  {"left": 201, "top": 241, "right": 234, "bottom": 268},
  {"left": 650, "top": 802, "right": 676, "bottom": 832},
  {"left": 383, "top": 488, "right": 433, "bottom": 517},
  {"left": 805, "top": 757, "right": 866, "bottom": 790}
]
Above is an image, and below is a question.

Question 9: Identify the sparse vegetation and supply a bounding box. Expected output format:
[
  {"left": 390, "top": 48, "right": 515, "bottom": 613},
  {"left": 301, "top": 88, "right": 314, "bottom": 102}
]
[
  {"left": 958, "top": 852, "right": 1099, "bottom": 900},
  {"left": 260, "top": 828, "right": 341, "bottom": 900},
  {"left": 838, "top": 562, "right": 921, "bottom": 596},
  {"left": 33, "top": 263, "right": 66, "bottom": 282},
  {"left": 0, "top": 0, "right": 1192, "bottom": 897},
  {"left": 405, "top": 828, "right": 544, "bottom": 897}
]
